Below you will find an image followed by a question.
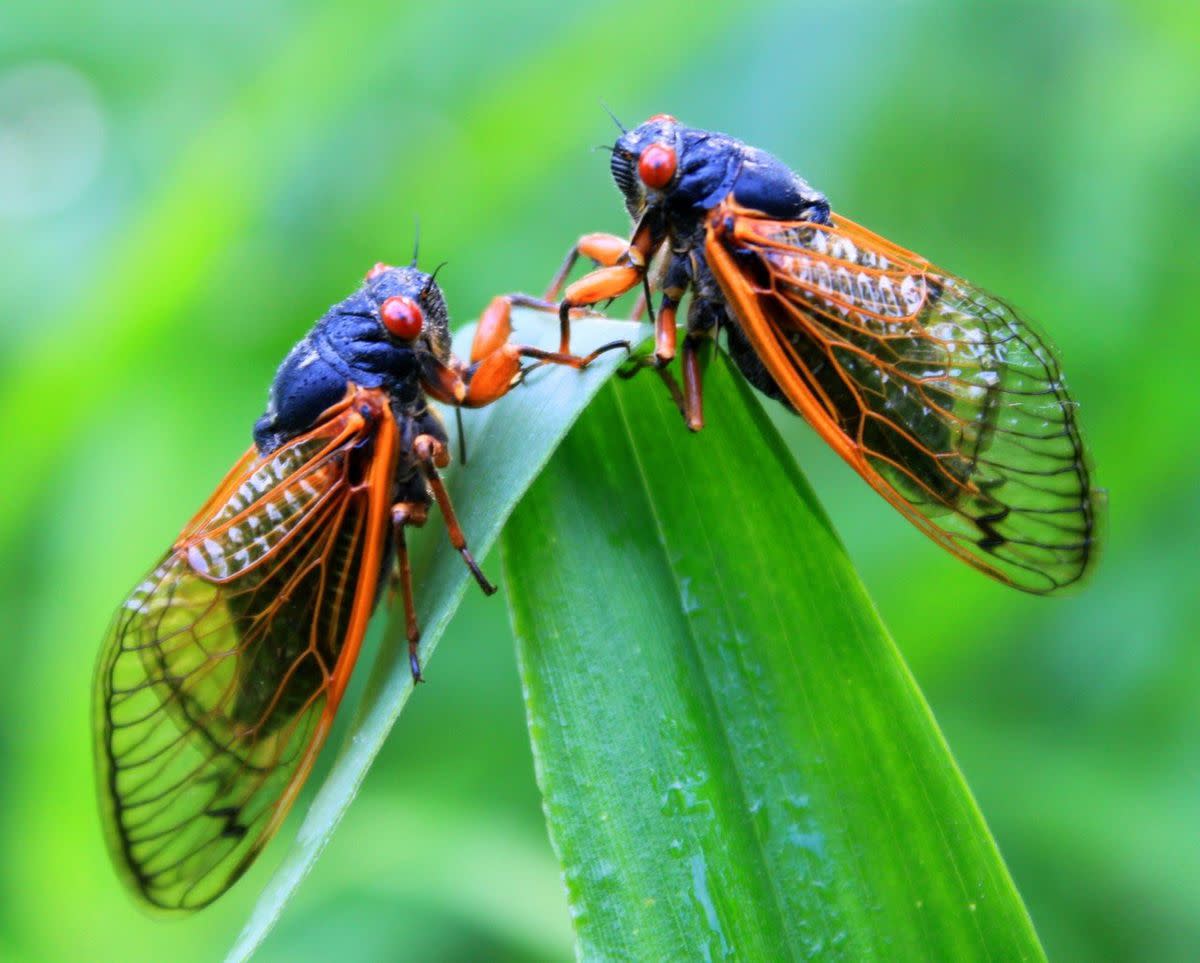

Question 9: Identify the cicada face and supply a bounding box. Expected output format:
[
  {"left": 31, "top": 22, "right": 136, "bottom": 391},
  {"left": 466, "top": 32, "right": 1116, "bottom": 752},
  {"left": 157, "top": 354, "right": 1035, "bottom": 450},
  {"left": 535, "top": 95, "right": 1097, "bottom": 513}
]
[
  {"left": 362, "top": 262, "right": 453, "bottom": 365},
  {"left": 609, "top": 114, "right": 742, "bottom": 223},
  {"left": 610, "top": 116, "right": 683, "bottom": 217}
]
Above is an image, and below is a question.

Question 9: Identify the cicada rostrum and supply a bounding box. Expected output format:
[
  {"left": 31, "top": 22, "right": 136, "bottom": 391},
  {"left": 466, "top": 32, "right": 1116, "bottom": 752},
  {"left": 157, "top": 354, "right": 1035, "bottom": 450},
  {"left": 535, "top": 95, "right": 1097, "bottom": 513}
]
[
  {"left": 547, "top": 114, "right": 1099, "bottom": 594},
  {"left": 93, "top": 260, "right": 622, "bottom": 911}
]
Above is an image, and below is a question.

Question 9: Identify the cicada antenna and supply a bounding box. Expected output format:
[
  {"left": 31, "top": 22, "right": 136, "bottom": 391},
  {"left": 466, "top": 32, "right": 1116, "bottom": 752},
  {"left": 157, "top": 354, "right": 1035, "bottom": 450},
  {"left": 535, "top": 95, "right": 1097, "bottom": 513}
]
[
  {"left": 422, "top": 261, "right": 448, "bottom": 296},
  {"left": 410, "top": 217, "right": 421, "bottom": 267},
  {"left": 600, "top": 101, "right": 627, "bottom": 134}
]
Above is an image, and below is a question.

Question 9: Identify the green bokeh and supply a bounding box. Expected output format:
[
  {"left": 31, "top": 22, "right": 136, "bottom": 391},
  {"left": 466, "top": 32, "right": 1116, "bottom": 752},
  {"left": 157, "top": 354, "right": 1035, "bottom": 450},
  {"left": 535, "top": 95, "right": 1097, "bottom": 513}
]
[{"left": 0, "top": 2, "right": 1196, "bottom": 960}]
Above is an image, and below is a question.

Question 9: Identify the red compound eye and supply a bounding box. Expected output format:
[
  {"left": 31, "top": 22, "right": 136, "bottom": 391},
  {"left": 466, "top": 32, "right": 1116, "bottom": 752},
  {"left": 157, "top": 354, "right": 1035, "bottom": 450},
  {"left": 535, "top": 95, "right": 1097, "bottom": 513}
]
[
  {"left": 646, "top": 113, "right": 677, "bottom": 124},
  {"left": 380, "top": 295, "right": 424, "bottom": 340},
  {"left": 638, "top": 143, "right": 677, "bottom": 190},
  {"left": 365, "top": 262, "right": 392, "bottom": 281}
]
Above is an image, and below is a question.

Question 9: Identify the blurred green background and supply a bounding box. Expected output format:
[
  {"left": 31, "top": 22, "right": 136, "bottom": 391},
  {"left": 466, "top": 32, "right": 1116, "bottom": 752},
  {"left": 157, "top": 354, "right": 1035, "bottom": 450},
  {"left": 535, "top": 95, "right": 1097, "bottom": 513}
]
[{"left": 1, "top": 2, "right": 1197, "bottom": 960}]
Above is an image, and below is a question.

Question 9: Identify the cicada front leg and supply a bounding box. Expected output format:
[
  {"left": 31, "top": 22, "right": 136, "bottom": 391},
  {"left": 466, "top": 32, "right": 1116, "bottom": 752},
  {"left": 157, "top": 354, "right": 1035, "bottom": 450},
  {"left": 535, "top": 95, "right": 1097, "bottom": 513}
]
[
  {"left": 472, "top": 293, "right": 629, "bottom": 377},
  {"left": 550, "top": 218, "right": 664, "bottom": 354},
  {"left": 545, "top": 232, "right": 633, "bottom": 301}
]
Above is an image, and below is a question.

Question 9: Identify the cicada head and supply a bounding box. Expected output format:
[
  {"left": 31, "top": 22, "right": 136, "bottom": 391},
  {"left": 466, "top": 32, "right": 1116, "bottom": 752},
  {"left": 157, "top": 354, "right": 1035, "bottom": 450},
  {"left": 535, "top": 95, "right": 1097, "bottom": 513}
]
[
  {"left": 257, "top": 263, "right": 454, "bottom": 453},
  {"left": 362, "top": 263, "right": 452, "bottom": 364},
  {"left": 610, "top": 115, "right": 683, "bottom": 217},
  {"left": 609, "top": 114, "right": 733, "bottom": 221}
]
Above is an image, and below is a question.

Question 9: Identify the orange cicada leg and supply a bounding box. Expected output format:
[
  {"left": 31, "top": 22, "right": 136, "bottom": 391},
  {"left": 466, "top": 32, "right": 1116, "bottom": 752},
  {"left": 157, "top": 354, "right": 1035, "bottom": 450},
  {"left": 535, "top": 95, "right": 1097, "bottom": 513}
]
[
  {"left": 470, "top": 294, "right": 629, "bottom": 381},
  {"left": 544, "top": 232, "right": 632, "bottom": 300},
  {"left": 655, "top": 295, "right": 679, "bottom": 363},
  {"left": 420, "top": 453, "right": 495, "bottom": 597},
  {"left": 393, "top": 432, "right": 496, "bottom": 682},
  {"left": 613, "top": 259, "right": 696, "bottom": 422},
  {"left": 554, "top": 220, "right": 658, "bottom": 354},
  {"left": 681, "top": 332, "right": 710, "bottom": 432}
]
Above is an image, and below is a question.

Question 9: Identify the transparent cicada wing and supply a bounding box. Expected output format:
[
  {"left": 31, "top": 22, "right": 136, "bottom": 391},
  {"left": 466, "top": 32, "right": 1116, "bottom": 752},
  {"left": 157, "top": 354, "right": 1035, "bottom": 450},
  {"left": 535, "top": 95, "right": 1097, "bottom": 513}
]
[
  {"left": 707, "top": 205, "right": 1098, "bottom": 593},
  {"left": 93, "top": 390, "right": 397, "bottom": 910}
]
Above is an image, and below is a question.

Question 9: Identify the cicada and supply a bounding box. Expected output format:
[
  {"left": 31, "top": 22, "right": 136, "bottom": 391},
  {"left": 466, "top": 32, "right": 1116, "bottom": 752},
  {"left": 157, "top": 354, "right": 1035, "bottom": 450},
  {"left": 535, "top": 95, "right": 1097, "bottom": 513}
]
[
  {"left": 93, "top": 260, "right": 622, "bottom": 911},
  {"left": 547, "top": 114, "right": 1099, "bottom": 594}
]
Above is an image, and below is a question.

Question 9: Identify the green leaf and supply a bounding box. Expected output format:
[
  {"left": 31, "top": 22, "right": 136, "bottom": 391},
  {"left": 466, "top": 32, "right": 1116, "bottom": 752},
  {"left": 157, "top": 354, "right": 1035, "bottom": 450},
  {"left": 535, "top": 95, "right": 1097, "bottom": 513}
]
[
  {"left": 503, "top": 350, "right": 1046, "bottom": 960},
  {"left": 227, "top": 313, "right": 649, "bottom": 962}
]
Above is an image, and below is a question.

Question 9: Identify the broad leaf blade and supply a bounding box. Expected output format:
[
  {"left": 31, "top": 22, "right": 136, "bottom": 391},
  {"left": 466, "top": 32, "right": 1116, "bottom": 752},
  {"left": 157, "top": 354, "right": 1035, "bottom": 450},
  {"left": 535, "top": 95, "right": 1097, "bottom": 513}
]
[
  {"left": 228, "top": 314, "right": 648, "bottom": 962},
  {"left": 503, "top": 351, "right": 1044, "bottom": 960}
]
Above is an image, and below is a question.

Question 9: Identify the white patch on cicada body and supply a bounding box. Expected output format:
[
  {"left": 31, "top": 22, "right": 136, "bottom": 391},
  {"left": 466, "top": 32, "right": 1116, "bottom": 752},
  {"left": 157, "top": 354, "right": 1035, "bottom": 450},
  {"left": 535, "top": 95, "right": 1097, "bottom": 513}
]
[
  {"left": 961, "top": 326, "right": 991, "bottom": 360},
  {"left": 183, "top": 538, "right": 229, "bottom": 579},
  {"left": 929, "top": 321, "right": 960, "bottom": 344},
  {"left": 123, "top": 578, "right": 162, "bottom": 613},
  {"left": 795, "top": 256, "right": 814, "bottom": 286}
]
